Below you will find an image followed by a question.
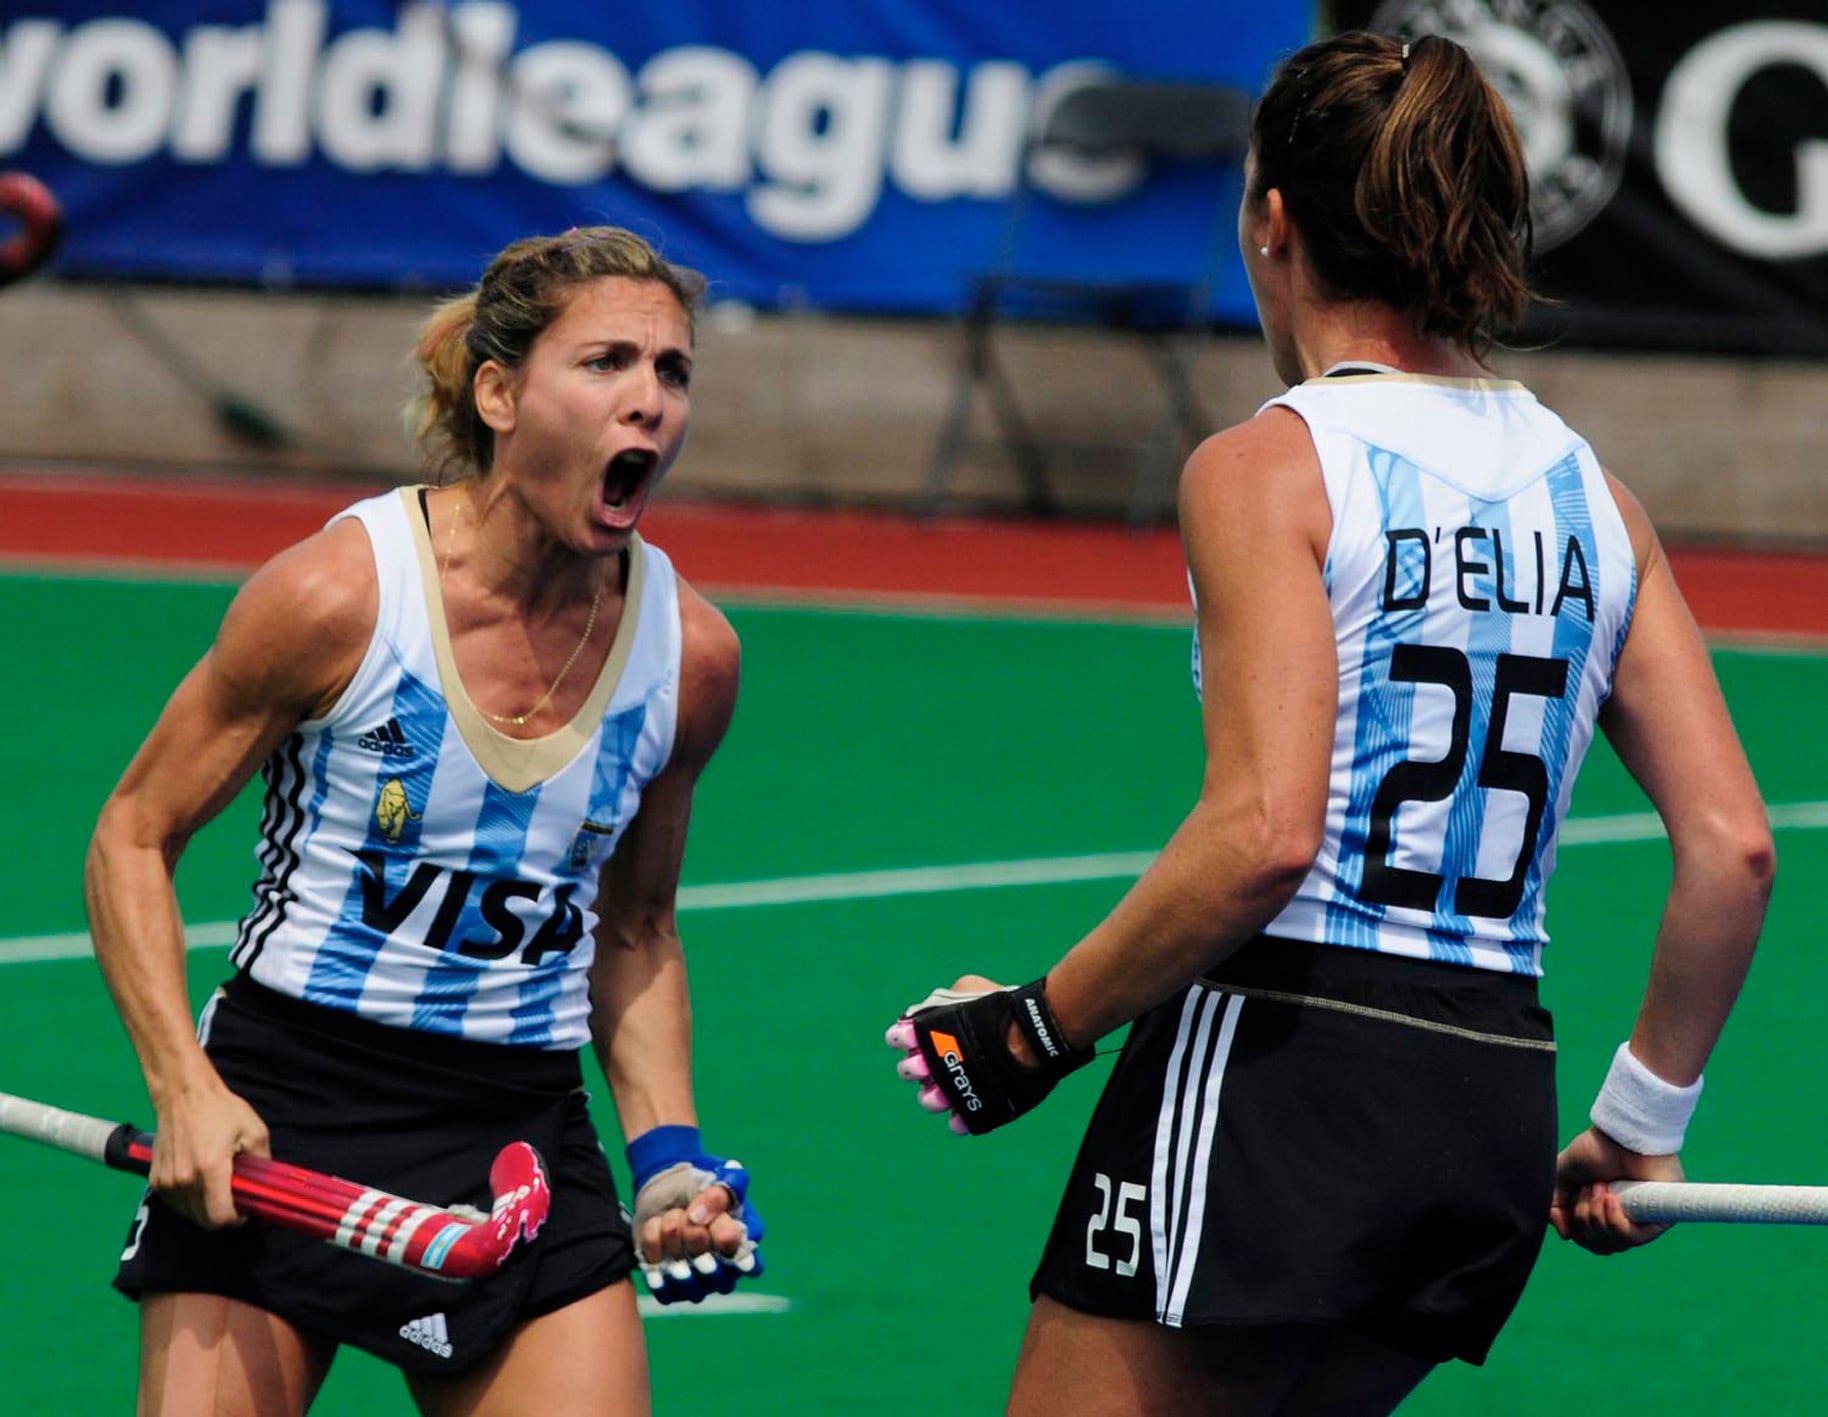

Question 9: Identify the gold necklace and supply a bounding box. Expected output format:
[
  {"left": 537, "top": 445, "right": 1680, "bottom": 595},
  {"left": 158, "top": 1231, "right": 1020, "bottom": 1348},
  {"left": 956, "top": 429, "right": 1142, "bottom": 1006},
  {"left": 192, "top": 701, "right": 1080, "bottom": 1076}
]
[{"left": 442, "top": 496, "right": 605, "bottom": 729}]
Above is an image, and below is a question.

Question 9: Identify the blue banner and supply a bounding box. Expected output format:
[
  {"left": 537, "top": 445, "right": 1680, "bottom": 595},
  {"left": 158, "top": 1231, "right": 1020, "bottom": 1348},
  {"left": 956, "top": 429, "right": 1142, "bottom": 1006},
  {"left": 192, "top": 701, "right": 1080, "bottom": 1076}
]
[{"left": 0, "top": 1, "right": 1309, "bottom": 320}]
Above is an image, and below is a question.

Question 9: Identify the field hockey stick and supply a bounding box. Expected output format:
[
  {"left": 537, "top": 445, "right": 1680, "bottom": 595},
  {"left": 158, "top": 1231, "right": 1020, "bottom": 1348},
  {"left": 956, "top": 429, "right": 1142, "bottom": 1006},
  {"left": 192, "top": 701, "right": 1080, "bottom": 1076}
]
[
  {"left": 1613, "top": 1181, "right": 1828, "bottom": 1225},
  {"left": 0, "top": 1090, "right": 549, "bottom": 1280}
]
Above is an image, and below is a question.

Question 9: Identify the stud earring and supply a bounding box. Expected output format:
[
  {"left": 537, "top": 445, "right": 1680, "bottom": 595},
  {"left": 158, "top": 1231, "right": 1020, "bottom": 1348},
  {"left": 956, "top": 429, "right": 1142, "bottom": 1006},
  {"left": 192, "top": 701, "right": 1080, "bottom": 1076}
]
[{"left": 1259, "top": 245, "right": 1270, "bottom": 257}]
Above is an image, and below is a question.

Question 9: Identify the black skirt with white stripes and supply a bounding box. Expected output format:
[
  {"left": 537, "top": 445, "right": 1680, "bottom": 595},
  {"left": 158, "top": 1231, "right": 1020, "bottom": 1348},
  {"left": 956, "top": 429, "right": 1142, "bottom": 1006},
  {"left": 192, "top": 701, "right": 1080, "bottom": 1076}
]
[
  {"left": 114, "top": 974, "right": 636, "bottom": 1374},
  {"left": 1029, "top": 936, "right": 1557, "bottom": 1366}
]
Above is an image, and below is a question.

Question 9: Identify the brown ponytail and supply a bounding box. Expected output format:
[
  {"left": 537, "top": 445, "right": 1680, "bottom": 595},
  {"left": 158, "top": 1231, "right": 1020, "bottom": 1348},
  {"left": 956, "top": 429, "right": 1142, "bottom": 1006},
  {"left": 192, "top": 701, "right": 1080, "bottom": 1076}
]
[
  {"left": 409, "top": 293, "right": 486, "bottom": 480},
  {"left": 1251, "top": 31, "right": 1533, "bottom": 352},
  {"left": 405, "top": 227, "right": 707, "bottom": 480}
]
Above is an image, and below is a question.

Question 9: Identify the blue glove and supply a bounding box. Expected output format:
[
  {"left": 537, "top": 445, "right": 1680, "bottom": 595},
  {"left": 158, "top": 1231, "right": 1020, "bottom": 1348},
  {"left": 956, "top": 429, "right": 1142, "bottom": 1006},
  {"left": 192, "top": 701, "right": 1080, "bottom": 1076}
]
[{"left": 625, "top": 1125, "right": 765, "bottom": 1304}]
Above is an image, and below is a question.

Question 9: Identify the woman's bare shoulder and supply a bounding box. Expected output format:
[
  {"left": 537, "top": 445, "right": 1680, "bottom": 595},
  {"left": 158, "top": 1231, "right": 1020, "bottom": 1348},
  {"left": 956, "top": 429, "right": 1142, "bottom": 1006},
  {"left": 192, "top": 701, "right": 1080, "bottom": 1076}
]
[{"left": 211, "top": 515, "right": 379, "bottom": 716}]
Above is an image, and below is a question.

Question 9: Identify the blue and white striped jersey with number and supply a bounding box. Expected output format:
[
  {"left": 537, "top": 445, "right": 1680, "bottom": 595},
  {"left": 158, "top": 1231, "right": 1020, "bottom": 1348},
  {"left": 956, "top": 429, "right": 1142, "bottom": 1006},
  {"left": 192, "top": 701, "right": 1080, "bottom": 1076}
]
[
  {"left": 231, "top": 488, "right": 682, "bottom": 1048},
  {"left": 1195, "top": 373, "right": 1637, "bottom": 976}
]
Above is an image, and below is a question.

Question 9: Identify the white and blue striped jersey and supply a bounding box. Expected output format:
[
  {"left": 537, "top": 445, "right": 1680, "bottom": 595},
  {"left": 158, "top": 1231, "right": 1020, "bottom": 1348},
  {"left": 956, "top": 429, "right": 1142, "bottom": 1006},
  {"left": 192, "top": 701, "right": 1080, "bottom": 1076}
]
[
  {"left": 231, "top": 488, "right": 682, "bottom": 1048},
  {"left": 1196, "top": 373, "right": 1637, "bottom": 976}
]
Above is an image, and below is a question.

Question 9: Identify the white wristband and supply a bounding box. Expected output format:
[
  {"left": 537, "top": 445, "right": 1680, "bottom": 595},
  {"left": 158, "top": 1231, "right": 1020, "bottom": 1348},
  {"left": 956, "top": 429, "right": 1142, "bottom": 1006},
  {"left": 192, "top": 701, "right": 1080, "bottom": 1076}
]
[{"left": 1589, "top": 1042, "right": 1702, "bottom": 1155}]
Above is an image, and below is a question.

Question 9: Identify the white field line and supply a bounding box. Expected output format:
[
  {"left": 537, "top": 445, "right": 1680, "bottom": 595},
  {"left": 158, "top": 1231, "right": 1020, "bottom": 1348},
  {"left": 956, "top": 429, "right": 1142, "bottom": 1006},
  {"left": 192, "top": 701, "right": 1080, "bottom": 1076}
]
[
  {"left": 1558, "top": 799, "right": 1828, "bottom": 845},
  {"left": 4, "top": 801, "right": 1823, "bottom": 968}
]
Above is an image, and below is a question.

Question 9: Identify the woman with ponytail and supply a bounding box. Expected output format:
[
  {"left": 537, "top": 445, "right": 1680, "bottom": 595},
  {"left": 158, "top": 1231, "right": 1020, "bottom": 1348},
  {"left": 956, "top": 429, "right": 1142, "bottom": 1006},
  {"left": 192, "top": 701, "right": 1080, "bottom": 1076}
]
[
  {"left": 888, "top": 31, "right": 1772, "bottom": 1413},
  {"left": 91, "top": 227, "right": 764, "bottom": 1413}
]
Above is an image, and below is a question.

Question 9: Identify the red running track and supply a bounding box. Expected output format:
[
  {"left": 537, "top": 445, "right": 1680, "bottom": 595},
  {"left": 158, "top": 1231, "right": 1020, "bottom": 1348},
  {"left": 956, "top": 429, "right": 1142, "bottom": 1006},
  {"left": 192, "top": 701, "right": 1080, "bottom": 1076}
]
[{"left": 0, "top": 471, "right": 1823, "bottom": 638}]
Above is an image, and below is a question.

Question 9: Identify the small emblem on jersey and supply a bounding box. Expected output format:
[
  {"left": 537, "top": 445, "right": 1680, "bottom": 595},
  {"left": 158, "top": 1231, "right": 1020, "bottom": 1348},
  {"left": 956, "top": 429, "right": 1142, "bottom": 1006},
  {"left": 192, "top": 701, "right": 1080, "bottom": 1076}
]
[
  {"left": 399, "top": 1311, "right": 453, "bottom": 1359},
  {"left": 356, "top": 718, "right": 416, "bottom": 759},
  {"left": 375, "top": 778, "right": 423, "bottom": 843},
  {"left": 569, "top": 818, "right": 618, "bottom": 869}
]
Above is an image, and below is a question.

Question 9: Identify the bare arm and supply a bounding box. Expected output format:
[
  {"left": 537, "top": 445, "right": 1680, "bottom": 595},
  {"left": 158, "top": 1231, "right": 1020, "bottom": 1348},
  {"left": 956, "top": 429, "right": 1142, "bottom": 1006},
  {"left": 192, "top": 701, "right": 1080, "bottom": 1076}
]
[
  {"left": 588, "top": 581, "right": 740, "bottom": 1255},
  {"left": 1598, "top": 478, "right": 1773, "bottom": 1084},
  {"left": 589, "top": 580, "right": 738, "bottom": 1134},
  {"left": 1552, "top": 474, "right": 1775, "bottom": 1250},
  {"left": 1041, "top": 409, "right": 1337, "bottom": 1047},
  {"left": 85, "top": 520, "right": 374, "bottom": 1227}
]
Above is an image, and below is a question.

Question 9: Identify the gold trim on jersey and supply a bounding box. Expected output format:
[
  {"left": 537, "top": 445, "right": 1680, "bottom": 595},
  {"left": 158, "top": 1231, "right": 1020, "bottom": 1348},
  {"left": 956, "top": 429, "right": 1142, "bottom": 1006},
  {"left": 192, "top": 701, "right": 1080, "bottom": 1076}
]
[
  {"left": 1301, "top": 371, "right": 1528, "bottom": 392},
  {"left": 400, "top": 486, "right": 647, "bottom": 794}
]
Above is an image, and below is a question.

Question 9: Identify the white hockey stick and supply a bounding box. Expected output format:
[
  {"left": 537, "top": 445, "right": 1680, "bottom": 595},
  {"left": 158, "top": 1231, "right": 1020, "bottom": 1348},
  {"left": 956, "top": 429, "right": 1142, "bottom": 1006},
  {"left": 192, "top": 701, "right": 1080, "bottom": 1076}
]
[{"left": 1613, "top": 1181, "right": 1828, "bottom": 1225}]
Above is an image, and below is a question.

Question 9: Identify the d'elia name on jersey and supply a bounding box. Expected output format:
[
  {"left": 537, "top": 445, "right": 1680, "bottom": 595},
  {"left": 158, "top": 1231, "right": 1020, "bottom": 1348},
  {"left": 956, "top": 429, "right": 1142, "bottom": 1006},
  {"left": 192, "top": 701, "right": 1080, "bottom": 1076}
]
[
  {"left": 1381, "top": 525, "right": 1596, "bottom": 620},
  {"left": 1241, "top": 375, "right": 1637, "bottom": 978}
]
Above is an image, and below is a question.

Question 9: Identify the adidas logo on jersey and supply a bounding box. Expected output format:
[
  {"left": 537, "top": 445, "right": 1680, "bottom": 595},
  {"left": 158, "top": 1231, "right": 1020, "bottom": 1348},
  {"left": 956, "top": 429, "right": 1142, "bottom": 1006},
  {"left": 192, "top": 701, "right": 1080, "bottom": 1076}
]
[
  {"left": 357, "top": 718, "right": 416, "bottom": 759},
  {"left": 399, "top": 1311, "right": 453, "bottom": 1359}
]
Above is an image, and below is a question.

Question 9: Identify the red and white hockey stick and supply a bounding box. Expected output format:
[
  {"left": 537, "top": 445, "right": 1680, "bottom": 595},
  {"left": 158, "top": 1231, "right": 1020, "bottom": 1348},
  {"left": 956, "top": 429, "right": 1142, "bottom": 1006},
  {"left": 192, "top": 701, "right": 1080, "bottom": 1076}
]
[{"left": 0, "top": 1090, "right": 549, "bottom": 1281}]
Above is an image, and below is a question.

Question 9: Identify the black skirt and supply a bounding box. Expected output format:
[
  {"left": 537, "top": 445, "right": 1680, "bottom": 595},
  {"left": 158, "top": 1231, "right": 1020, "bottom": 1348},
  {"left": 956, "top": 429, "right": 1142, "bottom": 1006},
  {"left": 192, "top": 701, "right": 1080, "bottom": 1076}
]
[
  {"left": 115, "top": 973, "right": 635, "bottom": 1375},
  {"left": 1030, "top": 936, "right": 1557, "bottom": 1366}
]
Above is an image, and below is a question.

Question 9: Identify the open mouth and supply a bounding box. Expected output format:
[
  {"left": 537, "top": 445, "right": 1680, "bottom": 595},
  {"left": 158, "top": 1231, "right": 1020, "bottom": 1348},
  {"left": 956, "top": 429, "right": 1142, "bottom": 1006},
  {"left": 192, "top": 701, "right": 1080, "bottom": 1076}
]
[{"left": 600, "top": 448, "right": 658, "bottom": 527}]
